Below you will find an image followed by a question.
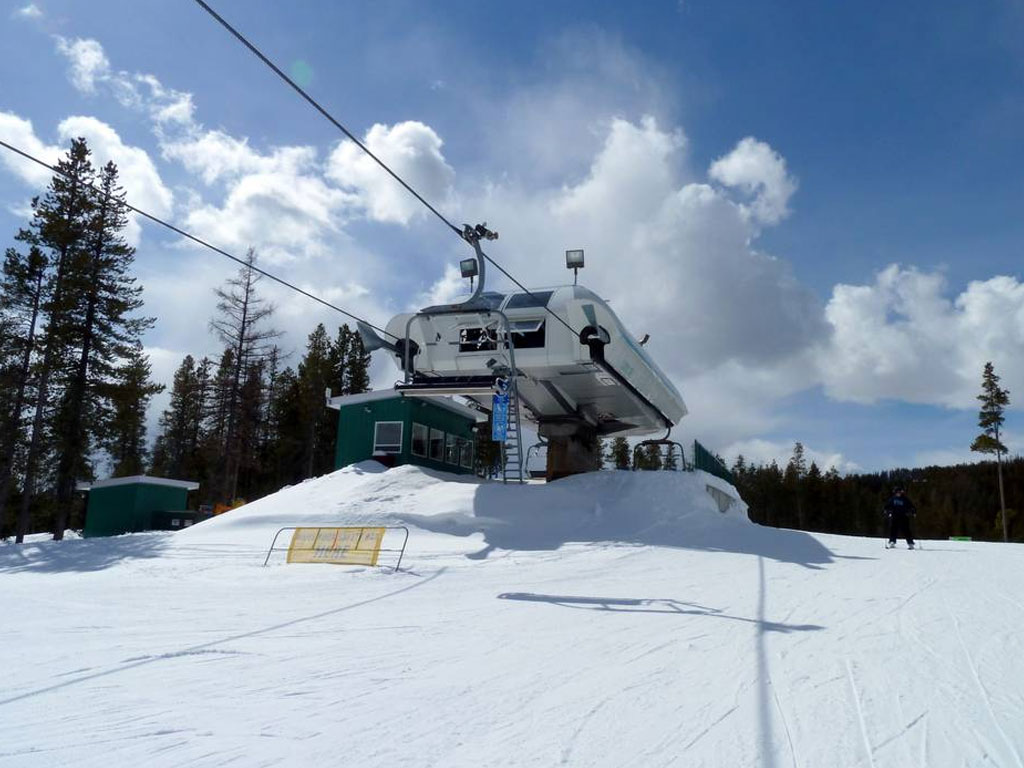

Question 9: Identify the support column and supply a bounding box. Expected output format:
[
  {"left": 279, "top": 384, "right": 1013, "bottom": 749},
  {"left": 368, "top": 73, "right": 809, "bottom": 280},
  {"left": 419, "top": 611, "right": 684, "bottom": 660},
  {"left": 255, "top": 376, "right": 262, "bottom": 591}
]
[{"left": 540, "top": 420, "right": 602, "bottom": 481}]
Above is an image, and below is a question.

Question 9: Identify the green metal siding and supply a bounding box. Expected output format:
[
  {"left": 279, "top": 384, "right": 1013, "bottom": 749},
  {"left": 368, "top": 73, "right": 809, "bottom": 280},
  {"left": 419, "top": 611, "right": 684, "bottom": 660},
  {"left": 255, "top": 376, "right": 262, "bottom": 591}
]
[
  {"left": 335, "top": 396, "right": 476, "bottom": 474},
  {"left": 84, "top": 483, "right": 190, "bottom": 537}
]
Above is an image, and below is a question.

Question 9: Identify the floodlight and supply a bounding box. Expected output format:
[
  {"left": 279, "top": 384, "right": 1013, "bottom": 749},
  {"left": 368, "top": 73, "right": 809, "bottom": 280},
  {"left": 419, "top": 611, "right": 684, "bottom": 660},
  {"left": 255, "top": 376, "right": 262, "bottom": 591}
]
[
  {"left": 566, "top": 249, "right": 584, "bottom": 284},
  {"left": 460, "top": 258, "right": 479, "bottom": 279}
]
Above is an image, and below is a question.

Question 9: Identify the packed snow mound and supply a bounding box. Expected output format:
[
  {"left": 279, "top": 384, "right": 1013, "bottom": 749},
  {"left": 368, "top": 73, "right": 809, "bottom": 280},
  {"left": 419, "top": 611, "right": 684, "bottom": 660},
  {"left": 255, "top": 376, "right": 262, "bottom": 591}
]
[{"left": 179, "top": 462, "right": 831, "bottom": 566}]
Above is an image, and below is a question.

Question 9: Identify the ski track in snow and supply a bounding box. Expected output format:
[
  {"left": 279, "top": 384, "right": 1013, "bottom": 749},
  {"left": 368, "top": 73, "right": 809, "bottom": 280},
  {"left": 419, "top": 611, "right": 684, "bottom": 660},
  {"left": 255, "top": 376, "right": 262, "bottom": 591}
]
[{"left": 2, "top": 463, "right": 1024, "bottom": 767}]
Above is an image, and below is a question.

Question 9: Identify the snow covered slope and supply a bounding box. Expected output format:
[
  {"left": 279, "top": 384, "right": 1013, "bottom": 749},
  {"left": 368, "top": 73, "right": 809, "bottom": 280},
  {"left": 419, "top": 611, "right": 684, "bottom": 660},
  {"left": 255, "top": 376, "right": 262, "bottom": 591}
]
[{"left": 2, "top": 464, "right": 1023, "bottom": 767}]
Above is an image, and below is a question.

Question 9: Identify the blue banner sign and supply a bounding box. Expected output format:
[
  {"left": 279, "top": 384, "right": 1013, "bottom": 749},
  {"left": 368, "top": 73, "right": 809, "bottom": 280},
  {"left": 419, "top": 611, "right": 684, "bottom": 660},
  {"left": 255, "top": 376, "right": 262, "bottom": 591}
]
[{"left": 491, "top": 393, "right": 509, "bottom": 442}]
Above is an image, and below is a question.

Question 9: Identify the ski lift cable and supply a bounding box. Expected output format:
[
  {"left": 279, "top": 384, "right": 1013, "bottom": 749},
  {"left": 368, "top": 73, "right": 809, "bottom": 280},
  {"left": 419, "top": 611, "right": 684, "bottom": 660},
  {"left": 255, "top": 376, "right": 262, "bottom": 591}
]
[
  {"left": 0, "top": 138, "right": 398, "bottom": 340},
  {"left": 190, "top": 0, "right": 586, "bottom": 341}
]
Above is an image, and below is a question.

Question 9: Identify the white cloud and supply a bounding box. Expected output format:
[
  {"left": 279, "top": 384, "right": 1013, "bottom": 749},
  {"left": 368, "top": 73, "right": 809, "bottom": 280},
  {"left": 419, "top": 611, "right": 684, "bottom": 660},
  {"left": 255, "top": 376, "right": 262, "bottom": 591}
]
[
  {"left": 14, "top": 3, "right": 43, "bottom": 19},
  {"left": 181, "top": 170, "right": 353, "bottom": 264},
  {"left": 482, "top": 117, "right": 826, "bottom": 379},
  {"left": 162, "top": 130, "right": 317, "bottom": 186},
  {"left": 0, "top": 111, "right": 60, "bottom": 186},
  {"left": 55, "top": 37, "right": 111, "bottom": 94},
  {"left": 817, "top": 265, "right": 1024, "bottom": 409},
  {"left": 326, "top": 121, "right": 455, "bottom": 225},
  {"left": 709, "top": 136, "right": 797, "bottom": 226}
]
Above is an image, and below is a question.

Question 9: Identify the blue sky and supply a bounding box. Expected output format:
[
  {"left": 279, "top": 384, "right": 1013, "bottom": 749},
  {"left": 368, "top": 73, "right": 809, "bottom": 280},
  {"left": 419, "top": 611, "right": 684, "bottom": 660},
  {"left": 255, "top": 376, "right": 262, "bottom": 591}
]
[{"left": 1, "top": 0, "right": 1022, "bottom": 473}]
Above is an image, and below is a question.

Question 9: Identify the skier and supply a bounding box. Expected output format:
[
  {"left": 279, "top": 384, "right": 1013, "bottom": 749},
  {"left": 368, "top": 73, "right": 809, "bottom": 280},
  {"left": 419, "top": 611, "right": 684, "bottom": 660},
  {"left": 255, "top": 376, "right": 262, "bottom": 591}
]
[{"left": 883, "top": 486, "right": 916, "bottom": 549}]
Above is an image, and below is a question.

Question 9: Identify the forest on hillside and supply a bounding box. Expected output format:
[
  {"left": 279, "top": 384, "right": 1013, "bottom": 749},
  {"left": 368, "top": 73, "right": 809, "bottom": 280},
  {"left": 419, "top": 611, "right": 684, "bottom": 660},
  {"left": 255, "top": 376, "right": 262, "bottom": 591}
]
[{"left": 0, "top": 139, "right": 381, "bottom": 541}]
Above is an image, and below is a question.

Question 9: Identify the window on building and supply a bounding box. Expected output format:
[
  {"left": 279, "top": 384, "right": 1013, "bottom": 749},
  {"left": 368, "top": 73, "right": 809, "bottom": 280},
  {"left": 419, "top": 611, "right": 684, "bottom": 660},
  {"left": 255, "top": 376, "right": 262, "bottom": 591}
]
[
  {"left": 373, "top": 421, "right": 403, "bottom": 455},
  {"left": 446, "top": 433, "right": 458, "bottom": 464},
  {"left": 459, "top": 439, "right": 473, "bottom": 469},
  {"left": 429, "top": 428, "right": 445, "bottom": 461},
  {"left": 411, "top": 423, "right": 428, "bottom": 457}
]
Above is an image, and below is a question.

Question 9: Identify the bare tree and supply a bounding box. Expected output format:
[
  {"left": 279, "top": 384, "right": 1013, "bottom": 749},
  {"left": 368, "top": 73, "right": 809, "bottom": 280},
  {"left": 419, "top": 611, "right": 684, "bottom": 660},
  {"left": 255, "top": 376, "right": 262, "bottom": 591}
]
[{"left": 209, "top": 249, "right": 279, "bottom": 502}]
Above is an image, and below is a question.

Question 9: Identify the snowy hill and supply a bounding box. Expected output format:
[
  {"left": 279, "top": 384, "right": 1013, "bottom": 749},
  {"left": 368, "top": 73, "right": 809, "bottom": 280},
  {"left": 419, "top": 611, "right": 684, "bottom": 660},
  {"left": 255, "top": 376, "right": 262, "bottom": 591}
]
[{"left": 2, "top": 464, "right": 1023, "bottom": 767}]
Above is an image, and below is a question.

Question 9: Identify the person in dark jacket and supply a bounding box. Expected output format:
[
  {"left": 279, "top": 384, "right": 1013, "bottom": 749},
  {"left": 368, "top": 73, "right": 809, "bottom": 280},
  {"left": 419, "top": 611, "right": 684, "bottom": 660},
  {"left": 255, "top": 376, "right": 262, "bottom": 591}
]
[{"left": 884, "top": 486, "right": 916, "bottom": 549}]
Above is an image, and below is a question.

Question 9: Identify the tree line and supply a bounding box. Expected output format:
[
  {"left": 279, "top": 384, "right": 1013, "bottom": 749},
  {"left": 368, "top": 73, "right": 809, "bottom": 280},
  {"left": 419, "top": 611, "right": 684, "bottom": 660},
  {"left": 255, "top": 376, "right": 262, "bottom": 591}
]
[
  {"left": 0, "top": 138, "right": 373, "bottom": 541},
  {"left": 731, "top": 443, "right": 1022, "bottom": 542}
]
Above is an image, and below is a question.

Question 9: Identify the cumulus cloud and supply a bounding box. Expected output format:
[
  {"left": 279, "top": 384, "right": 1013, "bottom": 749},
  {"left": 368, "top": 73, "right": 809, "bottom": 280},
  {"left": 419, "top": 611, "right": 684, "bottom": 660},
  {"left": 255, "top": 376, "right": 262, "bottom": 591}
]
[
  {"left": 326, "top": 121, "right": 455, "bottom": 225},
  {"left": 817, "top": 265, "right": 1024, "bottom": 409},
  {"left": 182, "top": 171, "right": 352, "bottom": 264},
  {"left": 55, "top": 37, "right": 111, "bottom": 94},
  {"left": 0, "top": 111, "right": 61, "bottom": 186},
  {"left": 162, "top": 130, "right": 318, "bottom": 186},
  {"left": 709, "top": 136, "right": 797, "bottom": 226},
  {"left": 484, "top": 116, "right": 825, "bottom": 380}
]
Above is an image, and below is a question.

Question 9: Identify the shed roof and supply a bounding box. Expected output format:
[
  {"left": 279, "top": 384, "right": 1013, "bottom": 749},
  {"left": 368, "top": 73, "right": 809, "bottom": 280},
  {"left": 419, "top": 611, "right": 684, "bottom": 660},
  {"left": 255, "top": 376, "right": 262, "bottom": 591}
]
[
  {"left": 81, "top": 475, "right": 200, "bottom": 491},
  {"left": 325, "top": 389, "right": 485, "bottom": 422}
]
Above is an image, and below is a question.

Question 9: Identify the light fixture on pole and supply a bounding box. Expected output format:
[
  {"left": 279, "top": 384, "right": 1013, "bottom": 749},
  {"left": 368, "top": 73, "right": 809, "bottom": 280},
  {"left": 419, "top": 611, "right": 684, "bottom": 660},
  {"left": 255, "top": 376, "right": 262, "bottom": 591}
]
[
  {"left": 460, "top": 257, "right": 479, "bottom": 292},
  {"left": 565, "top": 249, "right": 584, "bottom": 285}
]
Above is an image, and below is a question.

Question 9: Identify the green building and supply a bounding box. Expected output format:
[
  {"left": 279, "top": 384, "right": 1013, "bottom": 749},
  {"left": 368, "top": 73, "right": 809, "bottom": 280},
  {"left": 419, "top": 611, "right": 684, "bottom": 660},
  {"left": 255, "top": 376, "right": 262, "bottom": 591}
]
[
  {"left": 82, "top": 476, "right": 201, "bottom": 538},
  {"left": 327, "top": 390, "right": 483, "bottom": 475}
]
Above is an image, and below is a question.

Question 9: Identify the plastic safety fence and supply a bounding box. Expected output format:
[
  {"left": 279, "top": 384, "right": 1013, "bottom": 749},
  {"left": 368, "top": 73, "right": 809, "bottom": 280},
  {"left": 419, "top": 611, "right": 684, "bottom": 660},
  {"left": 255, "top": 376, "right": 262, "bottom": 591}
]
[{"left": 692, "top": 440, "right": 735, "bottom": 485}]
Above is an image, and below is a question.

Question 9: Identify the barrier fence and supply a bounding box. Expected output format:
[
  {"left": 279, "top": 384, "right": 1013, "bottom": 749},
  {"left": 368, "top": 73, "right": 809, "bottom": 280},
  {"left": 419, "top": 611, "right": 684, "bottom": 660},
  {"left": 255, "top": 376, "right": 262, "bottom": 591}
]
[
  {"left": 691, "top": 440, "right": 735, "bottom": 485},
  {"left": 263, "top": 525, "right": 409, "bottom": 572}
]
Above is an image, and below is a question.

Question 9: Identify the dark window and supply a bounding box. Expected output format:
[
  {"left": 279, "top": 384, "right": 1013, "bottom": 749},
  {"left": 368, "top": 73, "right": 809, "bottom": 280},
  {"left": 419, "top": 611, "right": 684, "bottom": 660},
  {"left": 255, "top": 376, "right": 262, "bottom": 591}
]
[
  {"left": 459, "top": 319, "right": 545, "bottom": 351},
  {"left": 459, "top": 439, "right": 473, "bottom": 468},
  {"left": 510, "top": 319, "right": 546, "bottom": 349},
  {"left": 429, "top": 428, "right": 445, "bottom": 461},
  {"left": 505, "top": 291, "right": 553, "bottom": 309},
  {"left": 411, "top": 423, "right": 428, "bottom": 457},
  {"left": 459, "top": 326, "right": 498, "bottom": 352},
  {"left": 445, "top": 433, "right": 458, "bottom": 464},
  {"left": 373, "top": 422, "right": 403, "bottom": 454}
]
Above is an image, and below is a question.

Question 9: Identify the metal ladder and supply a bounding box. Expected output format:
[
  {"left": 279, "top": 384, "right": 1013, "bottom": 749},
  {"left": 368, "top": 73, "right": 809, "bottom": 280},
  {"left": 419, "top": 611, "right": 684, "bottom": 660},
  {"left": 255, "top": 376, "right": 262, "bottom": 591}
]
[{"left": 501, "top": 376, "right": 524, "bottom": 483}]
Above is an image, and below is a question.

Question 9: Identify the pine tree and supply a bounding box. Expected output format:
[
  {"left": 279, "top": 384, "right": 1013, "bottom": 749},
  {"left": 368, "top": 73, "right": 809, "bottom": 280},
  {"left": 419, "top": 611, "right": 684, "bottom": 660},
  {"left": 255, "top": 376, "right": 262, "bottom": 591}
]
[
  {"left": 640, "top": 443, "right": 663, "bottom": 471},
  {"left": 208, "top": 249, "right": 280, "bottom": 503},
  {"left": 297, "top": 324, "right": 336, "bottom": 478},
  {"left": 152, "top": 354, "right": 213, "bottom": 485},
  {"left": 970, "top": 361, "right": 1011, "bottom": 542},
  {"left": 15, "top": 138, "right": 96, "bottom": 543},
  {"left": 51, "top": 160, "right": 154, "bottom": 538},
  {"left": 607, "top": 436, "right": 630, "bottom": 470},
  {"left": 0, "top": 244, "right": 48, "bottom": 535},
  {"left": 341, "top": 325, "right": 371, "bottom": 395},
  {"left": 103, "top": 343, "right": 163, "bottom": 477},
  {"left": 663, "top": 443, "right": 679, "bottom": 471}
]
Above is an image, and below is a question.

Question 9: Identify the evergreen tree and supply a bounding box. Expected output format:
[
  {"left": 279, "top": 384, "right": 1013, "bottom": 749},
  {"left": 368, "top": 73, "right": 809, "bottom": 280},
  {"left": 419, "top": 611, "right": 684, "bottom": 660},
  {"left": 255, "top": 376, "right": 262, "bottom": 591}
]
[
  {"left": 663, "top": 443, "right": 680, "bottom": 471},
  {"left": 970, "top": 361, "right": 1011, "bottom": 541},
  {"left": 341, "top": 325, "right": 371, "bottom": 395},
  {"left": 639, "top": 442, "right": 663, "bottom": 471},
  {"left": 606, "top": 436, "right": 630, "bottom": 470},
  {"left": 15, "top": 138, "right": 96, "bottom": 543},
  {"left": 785, "top": 442, "right": 807, "bottom": 528},
  {"left": 0, "top": 244, "right": 48, "bottom": 535},
  {"left": 208, "top": 249, "right": 279, "bottom": 503},
  {"left": 103, "top": 343, "right": 163, "bottom": 477},
  {"left": 51, "top": 160, "right": 154, "bottom": 538},
  {"left": 151, "top": 355, "right": 210, "bottom": 480},
  {"left": 297, "top": 324, "right": 336, "bottom": 478}
]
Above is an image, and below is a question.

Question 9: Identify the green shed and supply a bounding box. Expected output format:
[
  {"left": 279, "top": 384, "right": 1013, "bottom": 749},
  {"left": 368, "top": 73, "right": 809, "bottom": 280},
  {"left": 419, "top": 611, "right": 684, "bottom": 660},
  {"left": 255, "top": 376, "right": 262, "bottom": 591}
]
[
  {"left": 83, "top": 476, "right": 200, "bottom": 538},
  {"left": 327, "top": 390, "right": 483, "bottom": 475}
]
